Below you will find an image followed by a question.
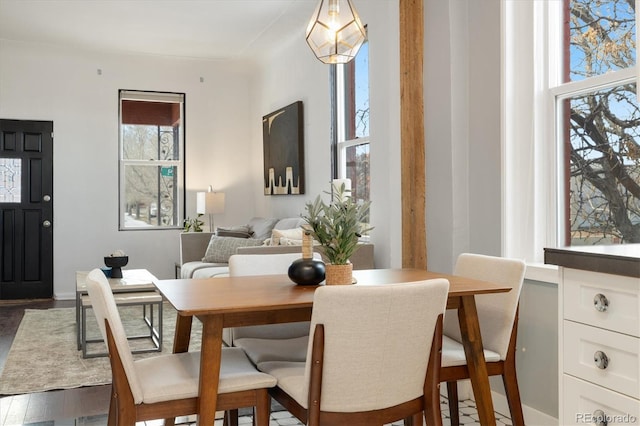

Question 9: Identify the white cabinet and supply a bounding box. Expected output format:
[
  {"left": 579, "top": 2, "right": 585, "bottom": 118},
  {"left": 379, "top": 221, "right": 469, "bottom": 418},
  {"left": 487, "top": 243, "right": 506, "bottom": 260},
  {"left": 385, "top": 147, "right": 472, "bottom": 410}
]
[
  {"left": 563, "top": 268, "right": 640, "bottom": 337},
  {"left": 563, "top": 375, "right": 640, "bottom": 425},
  {"left": 559, "top": 267, "right": 640, "bottom": 425}
]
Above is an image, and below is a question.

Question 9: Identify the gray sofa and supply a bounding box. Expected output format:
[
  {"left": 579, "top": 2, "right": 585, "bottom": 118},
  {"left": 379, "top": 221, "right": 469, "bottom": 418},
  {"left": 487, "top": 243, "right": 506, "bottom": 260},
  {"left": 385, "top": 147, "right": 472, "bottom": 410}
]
[{"left": 179, "top": 217, "right": 374, "bottom": 279}]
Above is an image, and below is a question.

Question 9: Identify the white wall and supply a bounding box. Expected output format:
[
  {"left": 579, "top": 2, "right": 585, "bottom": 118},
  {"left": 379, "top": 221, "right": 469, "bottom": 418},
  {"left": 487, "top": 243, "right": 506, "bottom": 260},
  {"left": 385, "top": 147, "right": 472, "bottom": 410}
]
[
  {"left": 0, "top": 1, "right": 402, "bottom": 298},
  {"left": 248, "top": 26, "right": 332, "bottom": 220},
  {"left": 364, "top": 1, "right": 402, "bottom": 269},
  {"left": 512, "top": 279, "right": 559, "bottom": 418},
  {"left": 0, "top": 0, "right": 499, "bottom": 290},
  {"left": 424, "top": 1, "right": 557, "bottom": 420},
  {"left": 425, "top": 0, "right": 502, "bottom": 273},
  {"left": 0, "top": 39, "right": 255, "bottom": 298},
  {"left": 467, "top": 0, "right": 502, "bottom": 256},
  {"left": 425, "top": 0, "right": 456, "bottom": 273},
  {"left": 248, "top": 0, "right": 402, "bottom": 269}
]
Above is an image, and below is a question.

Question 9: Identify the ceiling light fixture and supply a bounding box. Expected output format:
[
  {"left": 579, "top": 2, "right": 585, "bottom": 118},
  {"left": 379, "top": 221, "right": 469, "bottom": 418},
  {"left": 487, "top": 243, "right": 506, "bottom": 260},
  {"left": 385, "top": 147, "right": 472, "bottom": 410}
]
[{"left": 305, "top": 0, "right": 366, "bottom": 64}]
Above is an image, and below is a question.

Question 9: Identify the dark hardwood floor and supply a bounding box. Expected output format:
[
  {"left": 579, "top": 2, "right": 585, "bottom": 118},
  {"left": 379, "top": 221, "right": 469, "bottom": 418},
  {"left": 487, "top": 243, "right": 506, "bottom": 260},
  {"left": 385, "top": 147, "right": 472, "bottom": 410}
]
[
  {"left": 0, "top": 299, "right": 111, "bottom": 425},
  {"left": 0, "top": 300, "right": 512, "bottom": 426}
]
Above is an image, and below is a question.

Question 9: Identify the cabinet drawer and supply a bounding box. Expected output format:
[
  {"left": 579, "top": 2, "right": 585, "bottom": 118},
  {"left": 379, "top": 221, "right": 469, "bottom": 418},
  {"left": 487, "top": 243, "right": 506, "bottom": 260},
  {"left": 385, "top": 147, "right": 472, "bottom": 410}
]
[
  {"left": 563, "top": 375, "right": 640, "bottom": 426},
  {"left": 564, "top": 321, "right": 640, "bottom": 399},
  {"left": 563, "top": 268, "right": 640, "bottom": 337}
]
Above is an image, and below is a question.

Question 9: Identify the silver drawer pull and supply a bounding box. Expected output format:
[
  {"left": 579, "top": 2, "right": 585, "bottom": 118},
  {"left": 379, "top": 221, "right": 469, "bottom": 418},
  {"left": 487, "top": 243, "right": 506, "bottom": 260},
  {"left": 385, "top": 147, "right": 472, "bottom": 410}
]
[
  {"left": 593, "top": 293, "right": 609, "bottom": 312},
  {"left": 594, "top": 351, "right": 609, "bottom": 370},
  {"left": 593, "top": 409, "right": 607, "bottom": 426}
]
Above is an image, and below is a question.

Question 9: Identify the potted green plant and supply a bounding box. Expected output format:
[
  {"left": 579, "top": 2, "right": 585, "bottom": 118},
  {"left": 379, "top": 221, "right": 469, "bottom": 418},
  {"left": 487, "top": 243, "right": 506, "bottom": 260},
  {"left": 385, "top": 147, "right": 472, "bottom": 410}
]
[
  {"left": 183, "top": 214, "right": 204, "bottom": 232},
  {"left": 302, "top": 183, "right": 373, "bottom": 284}
]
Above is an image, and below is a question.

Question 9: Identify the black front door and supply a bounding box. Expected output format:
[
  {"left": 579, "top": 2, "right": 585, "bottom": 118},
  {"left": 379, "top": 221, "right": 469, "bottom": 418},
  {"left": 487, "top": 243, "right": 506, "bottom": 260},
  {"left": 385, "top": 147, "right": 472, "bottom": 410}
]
[{"left": 0, "top": 119, "right": 54, "bottom": 299}]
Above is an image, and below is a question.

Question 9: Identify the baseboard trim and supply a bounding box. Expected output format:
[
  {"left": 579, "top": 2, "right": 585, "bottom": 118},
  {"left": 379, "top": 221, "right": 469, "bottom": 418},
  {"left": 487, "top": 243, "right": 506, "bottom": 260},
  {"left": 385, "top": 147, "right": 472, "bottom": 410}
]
[
  {"left": 54, "top": 292, "right": 75, "bottom": 300},
  {"left": 490, "top": 390, "right": 558, "bottom": 425},
  {"left": 440, "top": 384, "right": 558, "bottom": 425}
]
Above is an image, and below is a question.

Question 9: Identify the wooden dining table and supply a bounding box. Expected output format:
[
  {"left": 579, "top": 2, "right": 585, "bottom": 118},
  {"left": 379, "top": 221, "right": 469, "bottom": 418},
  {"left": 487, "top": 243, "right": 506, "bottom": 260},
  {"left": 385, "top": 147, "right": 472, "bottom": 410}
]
[{"left": 153, "top": 268, "right": 511, "bottom": 426}]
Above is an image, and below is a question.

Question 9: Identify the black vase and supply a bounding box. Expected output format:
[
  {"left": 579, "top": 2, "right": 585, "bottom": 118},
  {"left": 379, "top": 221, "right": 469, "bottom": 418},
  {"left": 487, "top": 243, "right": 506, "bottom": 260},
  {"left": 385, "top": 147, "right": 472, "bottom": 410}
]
[
  {"left": 288, "top": 258, "right": 326, "bottom": 286},
  {"left": 104, "top": 256, "right": 128, "bottom": 279}
]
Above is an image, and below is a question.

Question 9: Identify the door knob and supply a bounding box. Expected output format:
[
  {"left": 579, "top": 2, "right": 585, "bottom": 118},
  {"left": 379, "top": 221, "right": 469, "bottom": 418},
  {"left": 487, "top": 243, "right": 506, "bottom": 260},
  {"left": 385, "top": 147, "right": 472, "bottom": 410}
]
[
  {"left": 43, "top": 220, "right": 51, "bottom": 228},
  {"left": 43, "top": 195, "right": 51, "bottom": 202}
]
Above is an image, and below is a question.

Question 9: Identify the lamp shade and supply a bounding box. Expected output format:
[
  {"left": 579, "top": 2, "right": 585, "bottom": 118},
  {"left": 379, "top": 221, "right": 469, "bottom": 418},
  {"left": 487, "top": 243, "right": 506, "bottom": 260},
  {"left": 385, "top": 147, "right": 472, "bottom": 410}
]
[
  {"left": 332, "top": 178, "right": 351, "bottom": 202},
  {"left": 306, "top": 0, "right": 366, "bottom": 64},
  {"left": 196, "top": 191, "right": 225, "bottom": 215},
  {"left": 332, "top": 178, "right": 352, "bottom": 193}
]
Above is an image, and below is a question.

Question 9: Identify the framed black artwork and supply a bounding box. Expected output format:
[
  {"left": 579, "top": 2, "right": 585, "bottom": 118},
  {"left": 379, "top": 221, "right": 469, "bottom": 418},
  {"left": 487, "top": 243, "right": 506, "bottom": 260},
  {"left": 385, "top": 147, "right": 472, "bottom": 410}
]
[{"left": 262, "top": 101, "right": 304, "bottom": 195}]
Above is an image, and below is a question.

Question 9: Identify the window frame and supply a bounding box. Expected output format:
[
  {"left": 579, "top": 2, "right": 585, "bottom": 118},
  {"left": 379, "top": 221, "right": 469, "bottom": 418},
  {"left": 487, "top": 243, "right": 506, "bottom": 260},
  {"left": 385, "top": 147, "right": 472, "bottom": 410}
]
[
  {"left": 503, "top": 0, "right": 638, "bottom": 264},
  {"left": 118, "top": 89, "right": 186, "bottom": 231},
  {"left": 332, "top": 36, "right": 370, "bottom": 206},
  {"left": 551, "top": 68, "right": 637, "bottom": 245}
]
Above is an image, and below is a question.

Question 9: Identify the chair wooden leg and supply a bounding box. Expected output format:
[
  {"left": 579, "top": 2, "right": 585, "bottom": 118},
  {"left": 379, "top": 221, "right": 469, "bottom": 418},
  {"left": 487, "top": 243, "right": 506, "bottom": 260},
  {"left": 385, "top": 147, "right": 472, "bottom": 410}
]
[
  {"left": 117, "top": 408, "right": 137, "bottom": 426},
  {"left": 403, "top": 413, "right": 424, "bottom": 426},
  {"left": 447, "top": 381, "right": 459, "bottom": 426},
  {"left": 254, "top": 389, "right": 271, "bottom": 426},
  {"left": 502, "top": 370, "right": 525, "bottom": 426},
  {"left": 500, "top": 309, "right": 525, "bottom": 426},
  {"left": 107, "top": 392, "right": 117, "bottom": 426},
  {"left": 424, "top": 315, "right": 443, "bottom": 426},
  {"left": 423, "top": 387, "right": 442, "bottom": 426},
  {"left": 424, "top": 391, "right": 442, "bottom": 426}
]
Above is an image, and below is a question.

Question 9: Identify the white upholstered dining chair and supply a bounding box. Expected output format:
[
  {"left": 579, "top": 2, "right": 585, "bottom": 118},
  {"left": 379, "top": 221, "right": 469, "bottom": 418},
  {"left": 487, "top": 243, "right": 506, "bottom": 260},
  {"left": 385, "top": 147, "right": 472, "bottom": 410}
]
[
  {"left": 84, "top": 268, "right": 277, "bottom": 426},
  {"left": 440, "top": 253, "right": 526, "bottom": 426},
  {"left": 226, "top": 252, "right": 321, "bottom": 365},
  {"left": 258, "top": 279, "right": 450, "bottom": 426}
]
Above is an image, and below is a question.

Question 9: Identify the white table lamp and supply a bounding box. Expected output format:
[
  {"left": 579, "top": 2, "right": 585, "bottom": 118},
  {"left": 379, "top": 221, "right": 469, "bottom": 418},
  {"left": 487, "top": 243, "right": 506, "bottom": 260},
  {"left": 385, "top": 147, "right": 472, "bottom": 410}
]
[
  {"left": 332, "top": 178, "right": 352, "bottom": 201},
  {"left": 196, "top": 185, "right": 225, "bottom": 231}
]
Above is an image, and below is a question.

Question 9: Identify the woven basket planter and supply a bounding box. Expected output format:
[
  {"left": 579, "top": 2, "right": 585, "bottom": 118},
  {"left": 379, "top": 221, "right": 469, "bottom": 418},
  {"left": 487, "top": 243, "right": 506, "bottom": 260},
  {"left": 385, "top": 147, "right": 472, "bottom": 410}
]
[{"left": 325, "top": 263, "right": 353, "bottom": 285}]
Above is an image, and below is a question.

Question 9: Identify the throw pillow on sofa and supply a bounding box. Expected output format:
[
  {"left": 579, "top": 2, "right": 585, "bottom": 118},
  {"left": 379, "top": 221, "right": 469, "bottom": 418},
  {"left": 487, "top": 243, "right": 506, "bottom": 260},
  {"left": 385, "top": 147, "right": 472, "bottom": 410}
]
[
  {"left": 270, "top": 227, "right": 304, "bottom": 246},
  {"left": 216, "top": 225, "right": 253, "bottom": 238},
  {"left": 202, "top": 236, "right": 263, "bottom": 263},
  {"left": 247, "top": 217, "right": 279, "bottom": 240}
]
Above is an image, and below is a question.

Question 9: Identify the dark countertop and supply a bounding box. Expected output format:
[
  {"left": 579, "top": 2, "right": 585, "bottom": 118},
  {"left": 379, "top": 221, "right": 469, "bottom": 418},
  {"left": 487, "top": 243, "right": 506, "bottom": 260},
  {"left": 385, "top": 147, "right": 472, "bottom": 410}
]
[{"left": 544, "top": 244, "right": 640, "bottom": 278}]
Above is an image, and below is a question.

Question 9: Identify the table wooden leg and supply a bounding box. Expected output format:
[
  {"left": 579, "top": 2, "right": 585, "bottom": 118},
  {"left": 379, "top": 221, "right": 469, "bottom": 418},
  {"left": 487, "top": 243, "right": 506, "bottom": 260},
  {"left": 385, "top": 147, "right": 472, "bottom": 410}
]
[
  {"left": 457, "top": 295, "right": 496, "bottom": 425},
  {"left": 197, "top": 314, "right": 224, "bottom": 425},
  {"left": 173, "top": 312, "right": 193, "bottom": 353}
]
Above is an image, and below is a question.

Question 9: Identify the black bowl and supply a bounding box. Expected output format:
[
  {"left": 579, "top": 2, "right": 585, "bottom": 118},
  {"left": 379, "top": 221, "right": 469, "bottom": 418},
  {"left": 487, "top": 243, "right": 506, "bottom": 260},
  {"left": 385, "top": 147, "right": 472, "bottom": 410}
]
[
  {"left": 104, "top": 256, "right": 128, "bottom": 268},
  {"left": 104, "top": 256, "right": 128, "bottom": 278}
]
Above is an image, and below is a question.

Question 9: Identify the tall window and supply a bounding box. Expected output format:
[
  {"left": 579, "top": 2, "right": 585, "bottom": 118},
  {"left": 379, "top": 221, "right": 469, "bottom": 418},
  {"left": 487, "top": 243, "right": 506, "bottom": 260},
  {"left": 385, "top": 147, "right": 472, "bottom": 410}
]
[
  {"left": 556, "top": 0, "right": 639, "bottom": 245},
  {"left": 119, "top": 90, "right": 185, "bottom": 230},
  {"left": 335, "top": 39, "right": 370, "bottom": 207}
]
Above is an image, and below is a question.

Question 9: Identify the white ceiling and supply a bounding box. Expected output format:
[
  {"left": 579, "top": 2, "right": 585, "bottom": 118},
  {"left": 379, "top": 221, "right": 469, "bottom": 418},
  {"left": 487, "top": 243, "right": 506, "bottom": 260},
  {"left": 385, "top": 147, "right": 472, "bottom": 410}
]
[{"left": 0, "top": 0, "right": 317, "bottom": 61}]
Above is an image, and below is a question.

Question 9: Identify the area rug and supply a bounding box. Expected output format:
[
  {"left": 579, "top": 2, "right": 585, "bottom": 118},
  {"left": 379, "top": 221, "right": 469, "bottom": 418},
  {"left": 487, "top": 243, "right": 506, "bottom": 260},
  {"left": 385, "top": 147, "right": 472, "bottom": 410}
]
[{"left": 0, "top": 304, "right": 201, "bottom": 395}]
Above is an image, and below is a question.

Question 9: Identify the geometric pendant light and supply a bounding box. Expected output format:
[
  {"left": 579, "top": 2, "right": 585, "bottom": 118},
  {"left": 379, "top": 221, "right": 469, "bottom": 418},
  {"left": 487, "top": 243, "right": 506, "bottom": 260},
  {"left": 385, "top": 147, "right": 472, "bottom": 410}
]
[{"left": 305, "top": 0, "right": 366, "bottom": 64}]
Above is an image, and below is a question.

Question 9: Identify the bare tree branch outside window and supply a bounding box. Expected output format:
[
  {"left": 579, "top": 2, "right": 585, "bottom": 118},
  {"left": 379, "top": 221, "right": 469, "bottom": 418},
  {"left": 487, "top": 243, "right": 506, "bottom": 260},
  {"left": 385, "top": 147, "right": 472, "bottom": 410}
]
[{"left": 566, "top": 0, "right": 640, "bottom": 244}]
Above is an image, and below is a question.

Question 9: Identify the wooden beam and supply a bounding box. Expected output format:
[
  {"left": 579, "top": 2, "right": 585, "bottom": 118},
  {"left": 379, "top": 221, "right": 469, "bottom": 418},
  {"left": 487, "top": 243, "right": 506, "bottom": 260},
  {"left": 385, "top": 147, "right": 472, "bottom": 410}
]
[{"left": 399, "top": 0, "right": 427, "bottom": 269}]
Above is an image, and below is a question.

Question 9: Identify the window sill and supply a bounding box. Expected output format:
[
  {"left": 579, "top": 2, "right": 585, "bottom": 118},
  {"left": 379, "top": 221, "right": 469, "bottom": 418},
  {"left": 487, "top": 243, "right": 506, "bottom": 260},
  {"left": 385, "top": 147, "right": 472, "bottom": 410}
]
[{"left": 524, "top": 262, "right": 558, "bottom": 285}]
